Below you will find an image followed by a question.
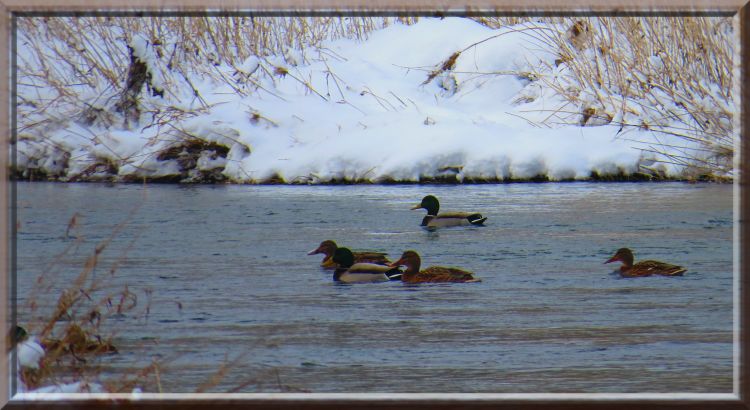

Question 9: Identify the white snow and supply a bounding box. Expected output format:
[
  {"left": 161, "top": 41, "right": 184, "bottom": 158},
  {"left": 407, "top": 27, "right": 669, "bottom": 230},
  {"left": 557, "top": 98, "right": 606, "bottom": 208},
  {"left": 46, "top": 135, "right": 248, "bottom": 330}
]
[
  {"left": 28, "top": 381, "right": 106, "bottom": 394},
  {"left": 130, "top": 33, "right": 166, "bottom": 92},
  {"left": 12, "top": 331, "right": 143, "bottom": 395},
  {"left": 15, "top": 17, "right": 732, "bottom": 183}
]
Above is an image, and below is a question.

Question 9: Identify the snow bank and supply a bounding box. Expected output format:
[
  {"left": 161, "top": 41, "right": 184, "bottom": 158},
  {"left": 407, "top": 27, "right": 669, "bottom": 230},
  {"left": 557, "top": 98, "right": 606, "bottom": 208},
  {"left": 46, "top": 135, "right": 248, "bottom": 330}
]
[
  {"left": 15, "top": 17, "right": 720, "bottom": 183},
  {"left": 12, "top": 332, "right": 142, "bottom": 395},
  {"left": 25, "top": 381, "right": 107, "bottom": 394},
  {"left": 13, "top": 334, "right": 104, "bottom": 394}
]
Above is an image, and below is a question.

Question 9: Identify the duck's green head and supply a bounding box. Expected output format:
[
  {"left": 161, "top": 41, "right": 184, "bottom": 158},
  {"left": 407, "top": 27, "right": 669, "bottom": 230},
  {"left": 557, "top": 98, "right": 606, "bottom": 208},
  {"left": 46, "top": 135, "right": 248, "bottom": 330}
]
[
  {"left": 410, "top": 195, "right": 439, "bottom": 215},
  {"left": 13, "top": 325, "right": 28, "bottom": 343},
  {"left": 332, "top": 247, "right": 355, "bottom": 268}
]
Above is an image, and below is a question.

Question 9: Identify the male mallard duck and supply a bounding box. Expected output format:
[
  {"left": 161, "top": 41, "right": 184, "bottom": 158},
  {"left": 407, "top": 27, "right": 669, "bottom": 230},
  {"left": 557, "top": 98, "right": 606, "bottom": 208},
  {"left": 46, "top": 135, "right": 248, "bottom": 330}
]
[
  {"left": 308, "top": 240, "right": 390, "bottom": 269},
  {"left": 389, "top": 250, "right": 480, "bottom": 283},
  {"left": 331, "top": 247, "right": 402, "bottom": 283},
  {"left": 604, "top": 248, "right": 686, "bottom": 277},
  {"left": 411, "top": 195, "right": 487, "bottom": 228}
]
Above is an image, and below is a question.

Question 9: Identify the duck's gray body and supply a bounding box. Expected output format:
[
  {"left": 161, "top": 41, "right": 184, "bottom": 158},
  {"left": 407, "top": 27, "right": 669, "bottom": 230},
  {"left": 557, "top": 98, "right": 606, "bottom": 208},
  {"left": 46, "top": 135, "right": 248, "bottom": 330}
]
[
  {"left": 421, "top": 212, "right": 487, "bottom": 228},
  {"left": 334, "top": 263, "right": 399, "bottom": 283},
  {"left": 332, "top": 248, "right": 403, "bottom": 283},
  {"left": 413, "top": 195, "right": 487, "bottom": 229}
]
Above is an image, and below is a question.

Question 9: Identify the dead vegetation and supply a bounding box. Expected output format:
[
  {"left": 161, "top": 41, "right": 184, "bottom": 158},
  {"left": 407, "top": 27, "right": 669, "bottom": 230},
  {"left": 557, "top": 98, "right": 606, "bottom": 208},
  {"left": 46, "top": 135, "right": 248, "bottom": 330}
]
[
  {"left": 15, "top": 16, "right": 414, "bottom": 183},
  {"left": 419, "top": 16, "right": 734, "bottom": 179},
  {"left": 14, "top": 212, "right": 288, "bottom": 393},
  {"left": 15, "top": 211, "right": 149, "bottom": 392},
  {"left": 15, "top": 15, "right": 735, "bottom": 183},
  {"left": 473, "top": 16, "right": 734, "bottom": 178}
]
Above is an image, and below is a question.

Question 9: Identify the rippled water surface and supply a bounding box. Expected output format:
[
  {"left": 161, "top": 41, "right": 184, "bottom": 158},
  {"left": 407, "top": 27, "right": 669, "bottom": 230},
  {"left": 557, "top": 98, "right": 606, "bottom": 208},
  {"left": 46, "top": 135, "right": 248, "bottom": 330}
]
[{"left": 15, "top": 182, "right": 733, "bottom": 393}]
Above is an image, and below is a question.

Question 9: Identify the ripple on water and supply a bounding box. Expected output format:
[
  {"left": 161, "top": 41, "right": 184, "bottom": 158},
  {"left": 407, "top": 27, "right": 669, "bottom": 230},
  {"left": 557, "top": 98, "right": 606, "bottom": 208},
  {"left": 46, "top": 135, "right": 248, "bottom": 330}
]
[{"left": 15, "top": 182, "right": 733, "bottom": 393}]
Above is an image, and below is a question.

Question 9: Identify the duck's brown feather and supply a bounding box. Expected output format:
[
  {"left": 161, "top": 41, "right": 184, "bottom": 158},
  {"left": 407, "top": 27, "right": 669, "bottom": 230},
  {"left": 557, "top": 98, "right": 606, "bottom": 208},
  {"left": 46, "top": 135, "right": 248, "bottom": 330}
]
[
  {"left": 321, "top": 251, "right": 390, "bottom": 269},
  {"left": 622, "top": 260, "right": 686, "bottom": 277},
  {"left": 353, "top": 252, "right": 391, "bottom": 264},
  {"left": 403, "top": 266, "right": 480, "bottom": 283}
]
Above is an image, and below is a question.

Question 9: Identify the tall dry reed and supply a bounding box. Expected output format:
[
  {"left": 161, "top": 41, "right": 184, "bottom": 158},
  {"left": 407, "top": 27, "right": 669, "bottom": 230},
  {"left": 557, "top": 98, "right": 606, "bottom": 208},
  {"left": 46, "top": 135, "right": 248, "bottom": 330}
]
[
  {"left": 474, "top": 16, "right": 734, "bottom": 177},
  {"left": 16, "top": 15, "right": 734, "bottom": 179}
]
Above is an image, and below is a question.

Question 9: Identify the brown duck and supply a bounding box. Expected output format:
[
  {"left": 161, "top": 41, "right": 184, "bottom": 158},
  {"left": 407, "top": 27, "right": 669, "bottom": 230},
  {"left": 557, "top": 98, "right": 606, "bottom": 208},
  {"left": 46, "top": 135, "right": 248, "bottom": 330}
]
[
  {"left": 604, "top": 248, "right": 686, "bottom": 277},
  {"left": 308, "top": 240, "right": 390, "bottom": 269},
  {"left": 388, "top": 250, "right": 480, "bottom": 283}
]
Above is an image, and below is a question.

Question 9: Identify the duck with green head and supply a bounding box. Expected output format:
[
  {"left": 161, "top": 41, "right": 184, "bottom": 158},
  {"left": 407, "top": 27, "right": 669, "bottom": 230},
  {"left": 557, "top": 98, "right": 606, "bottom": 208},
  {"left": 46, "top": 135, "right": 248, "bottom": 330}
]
[
  {"left": 411, "top": 195, "right": 487, "bottom": 229},
  {"left": 389, "top": 250, "right": 480, "bottom": 283},
  {"left": 331, "top": 247, "right": 403, "bottom": 283},
  {"left": 308, "top": 240, "right": 390, "bottom": 269},
  {"left": 604, "top": 248, "right": 686, "bottom": 277}
]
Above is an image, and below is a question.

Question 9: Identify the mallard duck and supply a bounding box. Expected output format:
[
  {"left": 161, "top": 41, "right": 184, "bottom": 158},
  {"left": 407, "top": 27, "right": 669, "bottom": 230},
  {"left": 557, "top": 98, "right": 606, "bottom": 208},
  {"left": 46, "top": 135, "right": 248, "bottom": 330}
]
[
  {"left": 331, "top": 247, "right": 402, "bottom": 283},
  {"left": 389, "top": 250, "right": 480, "bottom": 283},
  {"left": 604, "top": 248, "right": 686, "bottom": 277},
  {"left": 411, "top": 195, "right": 487, "bottom": 228},
  {"left": 308, "top": 240, "right": 390, "bottom": 269}
]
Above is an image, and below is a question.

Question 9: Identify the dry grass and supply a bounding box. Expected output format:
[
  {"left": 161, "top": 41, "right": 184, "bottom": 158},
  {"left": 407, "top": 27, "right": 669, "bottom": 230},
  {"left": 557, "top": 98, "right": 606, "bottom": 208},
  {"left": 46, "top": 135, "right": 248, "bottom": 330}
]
[
  {"left": 15, "top": 211, "right": 302, "bottom": 393},
  {"left": 15, "top": 16, "right": 417, "bottom": 181},
  {"left": 16, "top": 15, "right": 734, "bottom": 180},
  {"left": 16, "top": 16, "right": 412, "bottom": 115},
  {"left": 16, "top": 210, "right": 151, "bottom": 392},
  {"left": 471, "top": 16, "right": 734, "bottom": 177}
]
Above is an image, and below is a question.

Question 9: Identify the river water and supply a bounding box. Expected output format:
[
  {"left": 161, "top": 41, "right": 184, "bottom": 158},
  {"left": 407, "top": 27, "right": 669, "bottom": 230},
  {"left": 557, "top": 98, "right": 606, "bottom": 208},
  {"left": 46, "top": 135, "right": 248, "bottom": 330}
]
[{"left": 14, "top": 181, "right": 733, "bottom": 393}]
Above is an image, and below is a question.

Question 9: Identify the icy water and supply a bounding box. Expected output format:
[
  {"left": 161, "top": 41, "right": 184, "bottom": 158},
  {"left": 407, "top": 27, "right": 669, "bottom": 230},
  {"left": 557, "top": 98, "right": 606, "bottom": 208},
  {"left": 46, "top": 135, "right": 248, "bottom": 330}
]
[{"left": 15, "top": 182, "right": 733, "bottom": 393}]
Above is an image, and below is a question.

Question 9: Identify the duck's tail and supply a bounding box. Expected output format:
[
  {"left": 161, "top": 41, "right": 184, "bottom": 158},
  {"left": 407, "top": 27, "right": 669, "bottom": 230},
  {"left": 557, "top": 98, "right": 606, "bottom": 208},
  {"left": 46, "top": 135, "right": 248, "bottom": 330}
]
[
  {"left": 385, "top": 268, "right": 403, "bottom": 281},
  {"left": 467, "top": 214, "right": 487, "bottom": 225}
]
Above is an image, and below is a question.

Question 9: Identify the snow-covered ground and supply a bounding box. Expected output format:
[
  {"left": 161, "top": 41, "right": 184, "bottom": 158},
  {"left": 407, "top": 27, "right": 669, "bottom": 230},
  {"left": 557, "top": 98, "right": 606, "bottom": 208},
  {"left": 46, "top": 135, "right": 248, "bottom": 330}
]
[
  {"left": 15, "top": 17, "right": 728, "bottom": 183},
  {"left": 12, "top": 334, "right": 107, "bottom": 395}
]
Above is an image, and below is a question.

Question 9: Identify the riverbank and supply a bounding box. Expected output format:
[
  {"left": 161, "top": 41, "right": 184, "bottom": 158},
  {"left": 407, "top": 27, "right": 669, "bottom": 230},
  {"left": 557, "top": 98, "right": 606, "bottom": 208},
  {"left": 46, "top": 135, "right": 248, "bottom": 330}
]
[
  {"left": 11, "top": 168, "right": 732, "bottom": 184},
  {"left": 15, "top": 17, "right": 734, "bottom": 185}
]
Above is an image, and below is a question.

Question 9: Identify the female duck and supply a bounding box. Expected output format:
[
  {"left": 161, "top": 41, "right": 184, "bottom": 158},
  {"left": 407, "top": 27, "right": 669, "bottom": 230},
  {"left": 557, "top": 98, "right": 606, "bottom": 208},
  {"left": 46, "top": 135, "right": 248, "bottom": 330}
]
[
  {"left": 604, "top": 248, "right": 686, "bottom": 277},
  {"left": 332, "top": 248, "right": 402, "bottom": 283},
  {"left": 308, "top": 240, "right": 390, "bottom": 269},
  {"left": 411, "top": 195, "right": 487, "bottom": 228},
  {"left": 389, "top": 250, "right": 480, "bottom": 283}
]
